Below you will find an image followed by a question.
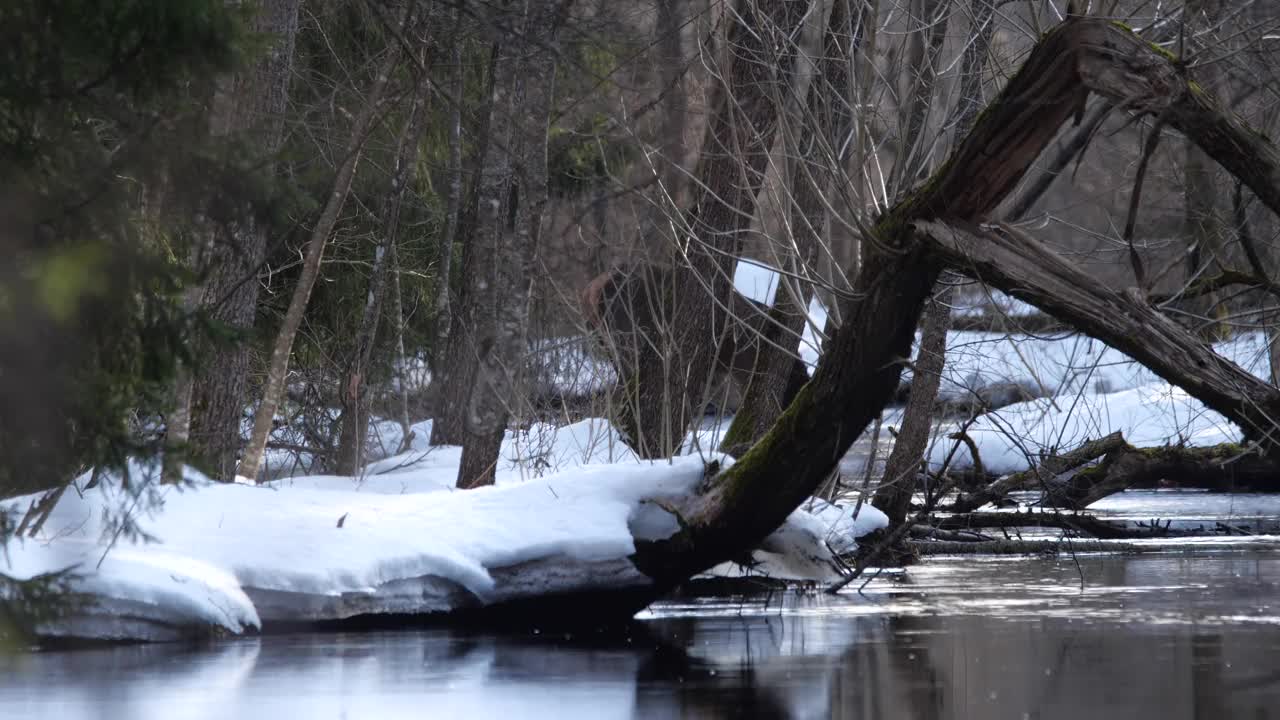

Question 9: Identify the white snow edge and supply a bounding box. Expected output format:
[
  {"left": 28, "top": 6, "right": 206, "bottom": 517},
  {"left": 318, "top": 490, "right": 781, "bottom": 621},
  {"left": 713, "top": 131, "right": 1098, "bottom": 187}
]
[{"left": 3, "top": 420, "right": 884, "bottom": 643}]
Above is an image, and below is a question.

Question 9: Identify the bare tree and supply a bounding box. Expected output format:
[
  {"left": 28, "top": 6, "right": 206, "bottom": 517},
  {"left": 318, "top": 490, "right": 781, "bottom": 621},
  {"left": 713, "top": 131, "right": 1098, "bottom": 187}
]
[
  {"left": 721, "top": 0, "right": 861, "bottom": 454},
  {"left": 334, "top": 36, "right": 432, "bottom": 476},
  {"left": 238, "top": 9, "right": 412, "bottom": 481},
  {"left": 617, "top": 0, "right": 815, "bottom": 458},
  {"left": 440, "top": 1, "right": 569, "bottom": 488}
]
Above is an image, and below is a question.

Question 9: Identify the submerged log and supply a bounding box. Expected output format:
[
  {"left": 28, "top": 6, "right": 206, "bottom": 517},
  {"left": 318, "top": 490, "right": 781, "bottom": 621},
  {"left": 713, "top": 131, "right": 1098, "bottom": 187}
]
[
  {"left": 950, "top": 430, "right": 1279, "bottom": 513},
  {"left": 949, "top": 432, "right": 1127, "bottom": 512},
  {"left": 935, "top": 510, "right": 1158, "bottom": 540},
  {"left": 1044, "top": 443, "right": 1280, "bottom": 509}
]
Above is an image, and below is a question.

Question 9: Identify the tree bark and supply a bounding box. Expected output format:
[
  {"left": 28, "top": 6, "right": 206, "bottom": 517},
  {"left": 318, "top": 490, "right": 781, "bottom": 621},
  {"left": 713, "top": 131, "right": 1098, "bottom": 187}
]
[
  {"left": 186, "top": 0, "right": 301, "bottom": 481},
  {"left": 872, "top": 286, "right": 952, "bottom": 524},
  {"left": 455, "top": 1, "right": 565, "bottom": 489},
  {"left": 430, "top": 40, "right": 497, "bottom": 448},
  {"left": 656, "top": 0, "right": 689, "bottom": 202},
  {"left": 388, "top": 243, "right": 414, "bottom": 453},
  {"left": 620, "top": 0, "right": 815, "bottom": 458},
  {"left": 431, "top": 5, "right": 466, "bottom": 374},
  {"left": 237, "top": 28, "right": 406, "bottom": 481},
  {"left": 920, "top": 219, "right": 1280, "bottom": 454},
  {"left": 893, "top": 0, "right": 948, "bottom": 189}
]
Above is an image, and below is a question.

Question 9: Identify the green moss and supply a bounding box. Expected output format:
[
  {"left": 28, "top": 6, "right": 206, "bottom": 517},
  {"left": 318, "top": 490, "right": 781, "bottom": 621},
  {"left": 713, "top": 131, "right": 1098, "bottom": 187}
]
[
  {"left": 719, "top": 404, "right": 755, "bottom": 451},
  {"left": 547, "top": 112, "right": 634, "bottom": 196}
]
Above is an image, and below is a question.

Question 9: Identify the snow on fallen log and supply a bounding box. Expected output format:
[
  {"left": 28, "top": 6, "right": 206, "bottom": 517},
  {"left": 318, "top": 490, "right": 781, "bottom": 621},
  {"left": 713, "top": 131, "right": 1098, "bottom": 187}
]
[
  {"left": 928, "top": 382, "right": 1244, "bottom": 476},
  {"left": 3, "top": 421, "right": 884, "bottom": 643}
]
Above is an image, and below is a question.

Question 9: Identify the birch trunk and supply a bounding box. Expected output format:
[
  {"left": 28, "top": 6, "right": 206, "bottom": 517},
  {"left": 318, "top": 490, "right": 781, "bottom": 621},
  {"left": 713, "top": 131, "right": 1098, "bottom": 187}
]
[{"left": 237, "top": 31, "right": 406, "bottom": 482}]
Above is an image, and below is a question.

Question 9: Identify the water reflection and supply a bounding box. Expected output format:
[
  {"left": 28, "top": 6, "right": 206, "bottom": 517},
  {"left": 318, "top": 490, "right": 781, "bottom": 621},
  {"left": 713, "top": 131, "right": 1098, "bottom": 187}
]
[{"left": 3, "top": 552, "right": 1280, "bottom": 719}]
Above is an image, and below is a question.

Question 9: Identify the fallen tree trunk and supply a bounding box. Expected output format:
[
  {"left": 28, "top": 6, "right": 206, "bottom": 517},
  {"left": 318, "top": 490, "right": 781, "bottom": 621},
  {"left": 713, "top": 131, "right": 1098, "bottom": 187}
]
[
  {"left": 912, "top": 18, "right": 1280, "bottom": 452},
  {"left": 909, "top": 539, "right": 1134, "bottom": 555},
  {"left": 920, "top": 219, "right": 1280, "bottom": 454},
  {"left": 1044, "top": 443, "right": 1280, "bottom": 509},
  {"left": 934, "top": 510, "right": 1161, "bottom": 540},
  {"left": 951, "top": 430, "right": 1280, "bottom": 512},
  {"left": 949, "top": 432, "right": 1127, "bottom": 512},
  {"left": 628, "top": 17, "right": 1134, "bottom": 595}
]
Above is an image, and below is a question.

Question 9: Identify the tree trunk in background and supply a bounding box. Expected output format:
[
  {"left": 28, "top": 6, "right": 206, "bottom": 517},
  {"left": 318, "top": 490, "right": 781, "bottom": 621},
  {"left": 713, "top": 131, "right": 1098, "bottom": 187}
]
[
  {"left": 721, "top": 0, "right": 858, "bottom": 456},
  {"left": 874, "top": 0, "right": 988, "bottom": 526},
  {"left": 430, "top": 39, "right": 498, "bottom": 448},
  {"left": 893, "top": 0, "right": 948, "bottom": 189},
  {"left": 1183, "top": 0, "right": 1231, "bottom": 342},
  {"left": 814, "top": 0, "right": 874, "bottom": 324},
  {"left": 237, "top": 30, "right": 406, "bottom": 482},
  {"left": 334, "top": 53, "right": 431, "bottom": 476},
  {"left": 454, "top": 2, "right": 565, "bottom": 488},
  {"left": 432, "top": 6, "right": 466, "bottom": 375},
  {"left": 1184, "top": 139, "right": 1231, "bottom": 340},
  {"left": 389, "top": 244, "right": 415, "bottom": 452},
  {"left": 655, "top": 0, "right": 689, "bottom": 204},
  {"left": 185, "top": 0, "right": 301, "bottom": 481},
  {"left": 620, "top": 0, "right": 813, "bottom": 458},
  {"left": 872, "top": 284, "right": 951, "bottom": 524}
]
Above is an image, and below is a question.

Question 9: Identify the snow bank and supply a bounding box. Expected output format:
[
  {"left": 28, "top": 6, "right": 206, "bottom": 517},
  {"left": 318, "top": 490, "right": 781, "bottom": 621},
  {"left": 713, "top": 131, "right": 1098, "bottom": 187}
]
[
  {"left": 703, "top": 498, "right": 888, "bottom": 581},
  {"left": 4, "top": 421, "right": 876, "bottom": 643},
  {"left": 928, "top": 382, "right": 1244, "bottom": 475},
  {"left": 924, "top": 330, "right": 1271, "bottom": 407}
]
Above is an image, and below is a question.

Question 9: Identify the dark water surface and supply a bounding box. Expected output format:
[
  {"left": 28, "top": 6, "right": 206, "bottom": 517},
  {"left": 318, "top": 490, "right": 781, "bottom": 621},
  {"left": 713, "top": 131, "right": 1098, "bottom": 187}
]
[{"left": 4, "top": 550, "right": 1280, "bottom": 719}]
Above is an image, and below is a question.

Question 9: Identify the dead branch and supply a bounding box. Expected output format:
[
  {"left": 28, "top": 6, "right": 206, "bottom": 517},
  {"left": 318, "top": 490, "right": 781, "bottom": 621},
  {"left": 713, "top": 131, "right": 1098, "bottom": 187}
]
[{"left": 949, "top": 431, "right": 1126, "bottom": 512}]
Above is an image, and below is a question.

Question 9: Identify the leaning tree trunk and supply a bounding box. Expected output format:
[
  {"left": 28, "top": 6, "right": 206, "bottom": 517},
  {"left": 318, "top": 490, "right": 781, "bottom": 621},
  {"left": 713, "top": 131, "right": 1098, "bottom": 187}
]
[
  {"left": 453, "top": 1, "right": 564, "bottom": 489},
  {"left": 237, "top": 30, "right": 406, "bottom": 482},
  {"left": 334, "top": 55, "right": 431, "bottom": 476},
  {"left": 620, "top": 0, "right": 814, "bottom": 458},
  {"left": 183, "top": 0, "right": 301, "bottom": 481},
  {"left": 438, "top": 18, "right": 1280, "bottom": 625},
  {"left": 721, "top": 0, "right": 859, "bottom": 456},
  {"left": 612, "top": 17, "right": 1280, "bottom": 608}
]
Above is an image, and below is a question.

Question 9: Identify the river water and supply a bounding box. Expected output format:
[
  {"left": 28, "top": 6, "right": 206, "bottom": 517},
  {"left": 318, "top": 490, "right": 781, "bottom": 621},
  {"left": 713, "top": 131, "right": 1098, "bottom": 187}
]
[{"left": 4, "top": 521, "right": 1280, "bottom": 718}]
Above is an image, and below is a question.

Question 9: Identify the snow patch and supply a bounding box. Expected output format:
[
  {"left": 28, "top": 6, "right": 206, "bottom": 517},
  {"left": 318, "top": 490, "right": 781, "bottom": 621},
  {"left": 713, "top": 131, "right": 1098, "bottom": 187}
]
[
  {"left": 929, "top": 382, "right": 1243, "bottom": 475},
  {"left": 5, "top": 420, "right": 872, "bottom": 642}
]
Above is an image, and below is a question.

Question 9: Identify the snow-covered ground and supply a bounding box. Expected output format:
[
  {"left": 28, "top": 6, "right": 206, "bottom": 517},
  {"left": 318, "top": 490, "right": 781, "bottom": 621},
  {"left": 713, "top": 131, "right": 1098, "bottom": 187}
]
[
  {"left": 919, "top": 331, "right": 1272, "bottom": 476},
  {"left": 925, "top": 382, "right": 1245, "bottom": 475},
  {"left": 3, "top": 420, "right": 887, "bottom": 644}
]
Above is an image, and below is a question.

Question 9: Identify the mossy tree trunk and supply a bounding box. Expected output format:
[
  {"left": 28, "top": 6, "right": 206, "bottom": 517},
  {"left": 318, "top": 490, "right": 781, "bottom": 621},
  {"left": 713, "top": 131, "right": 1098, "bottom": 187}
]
[
  {"left": 721, "top": 0, "right": 860, "bottom": 456},
  {"left": 602, "top": 18, "right": 1280, "bottom": 610}
]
